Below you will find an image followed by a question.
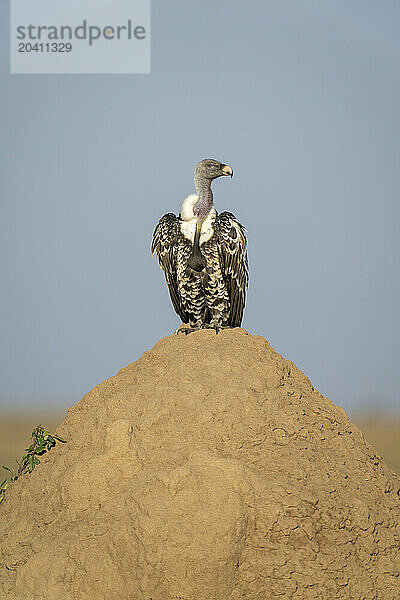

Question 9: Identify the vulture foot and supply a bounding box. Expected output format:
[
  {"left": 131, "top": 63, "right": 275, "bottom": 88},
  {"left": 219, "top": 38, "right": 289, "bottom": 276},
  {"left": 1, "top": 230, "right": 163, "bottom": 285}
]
[
  {"left": 202, "top": 324, "right": 234, "bottom": 334},
  {"left": 174, "top": 325, "right": 202, "bottom": 335}
]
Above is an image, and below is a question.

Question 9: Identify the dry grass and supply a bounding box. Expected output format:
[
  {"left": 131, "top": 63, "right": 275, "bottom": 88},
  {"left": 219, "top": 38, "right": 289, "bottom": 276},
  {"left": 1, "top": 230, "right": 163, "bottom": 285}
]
[
  {"left": 354, "top": 414, "right": 400, "bottom": 475},
  {"left": 0, "top": 410, "right": 399, "bottom": 475}
]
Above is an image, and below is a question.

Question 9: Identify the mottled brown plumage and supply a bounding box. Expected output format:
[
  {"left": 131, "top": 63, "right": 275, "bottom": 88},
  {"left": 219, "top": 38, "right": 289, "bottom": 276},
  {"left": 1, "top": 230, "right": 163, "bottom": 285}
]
[{"left": 152, "top": 159, "right": 248, "bottom": 330}]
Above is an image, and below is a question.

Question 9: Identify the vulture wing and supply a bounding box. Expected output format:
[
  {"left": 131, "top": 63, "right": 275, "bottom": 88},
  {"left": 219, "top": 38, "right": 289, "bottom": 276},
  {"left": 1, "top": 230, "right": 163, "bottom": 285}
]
[
  {"left": 151, "top": 213, "right": 189, "bottom": 323},
  {"left": 215, "top": 211, "right": 249, "bottom": 327}
]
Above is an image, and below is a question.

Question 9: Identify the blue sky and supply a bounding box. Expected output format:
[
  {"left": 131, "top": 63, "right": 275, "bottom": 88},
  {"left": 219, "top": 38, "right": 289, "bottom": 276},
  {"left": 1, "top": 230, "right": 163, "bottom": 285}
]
[{"left": 1, "top": 1, "right": 399, "bottom": 413}]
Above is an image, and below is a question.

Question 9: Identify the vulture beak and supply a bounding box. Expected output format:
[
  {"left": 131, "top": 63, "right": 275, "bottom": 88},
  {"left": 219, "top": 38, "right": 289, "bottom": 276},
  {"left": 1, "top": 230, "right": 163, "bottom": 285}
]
[{"left": 221, "top": 164, "right": 234, "bottom": 178}]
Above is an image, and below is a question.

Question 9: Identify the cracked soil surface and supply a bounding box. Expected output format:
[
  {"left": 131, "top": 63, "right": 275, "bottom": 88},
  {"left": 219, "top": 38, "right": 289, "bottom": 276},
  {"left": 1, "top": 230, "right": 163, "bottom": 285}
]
[{"left": 1, "top": 329, "right": 399, "bottom": 599}]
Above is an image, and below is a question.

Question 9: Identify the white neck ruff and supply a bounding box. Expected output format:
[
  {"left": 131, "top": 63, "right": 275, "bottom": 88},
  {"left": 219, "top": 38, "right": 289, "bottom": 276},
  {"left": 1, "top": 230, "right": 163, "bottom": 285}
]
[{"left": 180, "top": 194, "right": 217, "bottom": 245}]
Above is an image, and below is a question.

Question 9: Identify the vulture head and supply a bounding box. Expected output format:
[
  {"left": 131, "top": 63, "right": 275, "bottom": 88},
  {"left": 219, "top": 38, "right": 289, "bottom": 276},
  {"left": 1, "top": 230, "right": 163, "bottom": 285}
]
[{"left": 195, "top": 158, "right": 234, "bottom": 181}]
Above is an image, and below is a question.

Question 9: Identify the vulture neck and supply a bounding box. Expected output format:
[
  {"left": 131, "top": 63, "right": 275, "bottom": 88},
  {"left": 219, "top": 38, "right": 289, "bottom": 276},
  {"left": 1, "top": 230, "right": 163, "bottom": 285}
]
[{"left": 193, "top": 176, "right": 213, "bottom": 222}]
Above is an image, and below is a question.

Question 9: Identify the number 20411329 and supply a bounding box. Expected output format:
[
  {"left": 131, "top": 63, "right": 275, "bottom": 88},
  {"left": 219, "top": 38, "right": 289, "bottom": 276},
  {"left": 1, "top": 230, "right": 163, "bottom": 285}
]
[{"left": 18, "top": 43, "right": 72, "bottom": 53}]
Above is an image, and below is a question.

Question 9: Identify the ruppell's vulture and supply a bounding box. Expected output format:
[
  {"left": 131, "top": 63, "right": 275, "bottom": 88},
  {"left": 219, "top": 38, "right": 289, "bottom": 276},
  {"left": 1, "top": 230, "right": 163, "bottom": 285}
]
[{"left": 152, "top": 159, "right": 248, "bottom": 333}]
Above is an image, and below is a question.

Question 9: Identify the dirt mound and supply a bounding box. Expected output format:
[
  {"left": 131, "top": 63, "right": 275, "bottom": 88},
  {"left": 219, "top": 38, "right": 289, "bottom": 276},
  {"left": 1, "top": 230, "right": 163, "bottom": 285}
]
[{"left": 1, "top": 329, "right": 399, "bottom": 599}]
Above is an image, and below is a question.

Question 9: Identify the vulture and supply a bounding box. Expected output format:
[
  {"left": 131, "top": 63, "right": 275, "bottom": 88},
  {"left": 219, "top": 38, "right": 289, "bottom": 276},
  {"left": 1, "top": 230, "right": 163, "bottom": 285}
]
[{"left": 152, "top": 159, "right": 248, "bottom": 332}]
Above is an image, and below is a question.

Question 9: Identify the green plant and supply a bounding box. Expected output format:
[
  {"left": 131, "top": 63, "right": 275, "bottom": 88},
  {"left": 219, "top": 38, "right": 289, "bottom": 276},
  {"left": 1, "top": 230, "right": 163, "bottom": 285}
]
[{"left": 0, "top": 425, "right": 66, "bottom": 503}]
